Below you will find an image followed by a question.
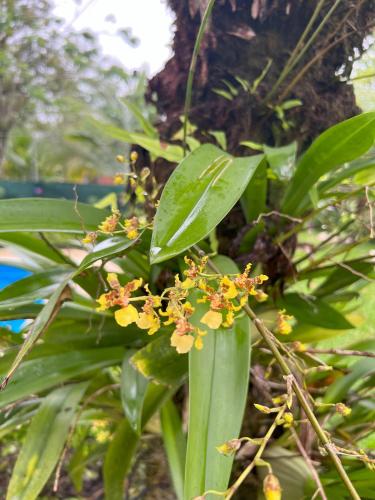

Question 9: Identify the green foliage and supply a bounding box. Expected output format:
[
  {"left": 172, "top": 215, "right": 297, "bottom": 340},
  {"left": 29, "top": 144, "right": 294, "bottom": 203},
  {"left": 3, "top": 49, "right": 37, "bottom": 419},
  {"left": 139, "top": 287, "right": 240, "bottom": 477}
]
[
  {"left": 0, "top": 70, "right": 374, "bottom": 500},
  {"left": 6, "top": 383, "right": 88, "bottom": 500}
]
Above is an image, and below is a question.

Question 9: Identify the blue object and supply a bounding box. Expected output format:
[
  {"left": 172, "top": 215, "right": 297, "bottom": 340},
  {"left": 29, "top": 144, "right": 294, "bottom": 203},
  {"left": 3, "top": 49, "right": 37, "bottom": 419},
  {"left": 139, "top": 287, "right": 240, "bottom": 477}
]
[{"left": 0, "top": 265, "right": 31, "bottom": 332}]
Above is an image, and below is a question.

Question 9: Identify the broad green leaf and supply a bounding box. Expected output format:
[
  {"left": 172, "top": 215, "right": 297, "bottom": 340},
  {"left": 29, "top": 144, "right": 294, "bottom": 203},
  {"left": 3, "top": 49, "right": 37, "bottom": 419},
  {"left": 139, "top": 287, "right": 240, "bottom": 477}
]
[
  {"left": 240, "top": 157, "right": 267, "bottom": 223},
  {"left": 103, "top": 383, "right": 176, "bottom": 500},
  {"left": 131, "top": 333, "right": 188, "bottom": 386},
  {"left": 277, "top": 293, "right": 354, "bottom": 330},
  {"left": 324, "top": 358, "right": 375, "bottom": 404},
  {"left": 0, "top": 198, "right": 107, "bottom": 233},
  {"left": 6, "top": 383, "right": 88, "bottom": 500},
  {"left": 150, "top": 144, "right": 263, "bottom": 263},
  {"left": 0, "top": 347, "right": 123, "bottom": 408},
  {"left": 161, "top": 400, "right": 186, "bottom": 500},
  {"left": 43, "top": 319, "right": 145, "bottom": 351},
  {"left": 77, "top": 235, "right": 140, "bottom": 273},
  {"left": 184, "top": 256, "right": 251, "bottom": 499},
  {"left": 0, "top": 302, "right": 104, "bottom": 322},
  {"left": 282, "top": 112, "right": 375, "bottom": 214},
  {"left": 90, "top": 119, "right": 183, "bottom": 162},
  {"left": 121, "top": 350, "right": 149, "bottom": 434}
]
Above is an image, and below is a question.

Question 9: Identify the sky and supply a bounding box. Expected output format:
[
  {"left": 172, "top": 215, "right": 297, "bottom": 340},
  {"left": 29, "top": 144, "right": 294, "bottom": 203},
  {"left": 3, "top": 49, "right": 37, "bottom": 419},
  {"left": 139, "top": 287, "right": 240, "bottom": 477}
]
[{"left": 53, "top": 0, "right": 174, "bottom": 75}]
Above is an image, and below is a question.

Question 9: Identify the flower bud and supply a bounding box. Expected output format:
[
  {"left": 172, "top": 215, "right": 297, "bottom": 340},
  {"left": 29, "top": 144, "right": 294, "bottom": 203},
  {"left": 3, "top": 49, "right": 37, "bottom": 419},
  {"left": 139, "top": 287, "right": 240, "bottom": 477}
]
[
  {"left": 263, "top": 473, "right": 282, "bottom": 500},
  {"left": 130, "top": 150, "right": 138, "bottom": 162},
  {"left": 216, "top": 439, "right": 241, "bottom": 456},
  {"left": 116, "top": 154, "right": 125, "bottom": 163},
  {"left": 335, "top": 403, "right": 351, "bottom": 417}
]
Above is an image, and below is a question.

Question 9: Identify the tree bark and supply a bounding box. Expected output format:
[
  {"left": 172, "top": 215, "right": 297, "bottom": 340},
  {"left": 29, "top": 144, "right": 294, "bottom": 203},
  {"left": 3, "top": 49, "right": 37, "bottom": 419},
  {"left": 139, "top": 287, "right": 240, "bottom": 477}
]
[{"left": 147, "top": 0, "right": 374, "bottom": 152}]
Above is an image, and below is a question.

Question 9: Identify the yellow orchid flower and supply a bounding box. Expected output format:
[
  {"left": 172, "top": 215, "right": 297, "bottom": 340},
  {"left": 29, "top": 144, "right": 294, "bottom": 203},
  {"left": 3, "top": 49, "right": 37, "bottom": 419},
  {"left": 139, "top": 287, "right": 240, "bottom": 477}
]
[
  {"left": 136, "top": 312, "right": 160, "bottom": 335},
  {"left": 115, "top": 304, "right": 139, "bottom": 327},
  {"left": 96, "top": 293, "right": 109, "bottom": 312},
  {"left": 170, "top": 332, "right": 194, "bottom": 354},
  {"left": 220, "top": 276, "right": 238, "bottom": 299},
  {"left": 200, "top": 310, "right": 223, "bottom": 329}
]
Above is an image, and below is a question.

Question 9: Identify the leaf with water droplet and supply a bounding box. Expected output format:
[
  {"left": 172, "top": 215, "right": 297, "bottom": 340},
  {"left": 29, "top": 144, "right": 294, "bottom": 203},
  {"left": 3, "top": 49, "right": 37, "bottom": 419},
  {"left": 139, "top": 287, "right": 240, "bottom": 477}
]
[{"left": 150, "top": 144, "right": 263, "bottom": 264}]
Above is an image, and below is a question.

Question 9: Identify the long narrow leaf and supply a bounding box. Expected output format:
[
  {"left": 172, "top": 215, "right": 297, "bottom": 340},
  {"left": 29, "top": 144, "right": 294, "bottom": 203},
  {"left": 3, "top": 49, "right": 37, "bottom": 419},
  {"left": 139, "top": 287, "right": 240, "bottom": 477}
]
[
  {"left": 121, "top": 350, "right": 149, "bottom": 435},
  {"left": 282, "top": 112, "right": 375, "bottom": 214},
  {"left": 0, "top": 348, "right": 123, "bottom": 408},
  {"left": 184, "top": 256, "right": 251, "bottom": 499},
  {"left": 0, "top": 198, "right": 107, "bottom": 233},
  {"left": 161, "top": 399, "right": 186, "bottom": 500},
  {"left": 103, "top": 383, "right": 176, "bottom": 500},
  {"left": 6, "top": 383, "right": 88, "bottom": 500},
  {"left": 0, "top": 277, "right": 72, "bottom": 389}
]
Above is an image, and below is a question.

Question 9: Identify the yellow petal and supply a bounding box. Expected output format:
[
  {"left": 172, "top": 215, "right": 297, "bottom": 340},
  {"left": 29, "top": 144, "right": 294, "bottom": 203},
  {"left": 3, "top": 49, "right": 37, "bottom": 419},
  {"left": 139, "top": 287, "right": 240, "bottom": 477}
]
[
  {"left": 220, "top": 276, "right": 238, "bottom": 299},
  {"left": 170, "top": 332, "right": 194, "bottom": 354},
  {"left": 200, "top": 310, "right": 222, "bottom": 329},
  {"left": 181, "top": 277, "right": 194, "bottom": 289},
  {"left": 96, "top": 294, "right": 109, "bottom": 312},
  {"left": 136, "top": 312, "right": 160, "bottom": 335},
  {"left": 222, "top": 310, "right": 234, "bottom": 327},
  {"left": 130, "top": 278, "right": 143, "bottom": 291},
  {"left": 194, "top": 336, "right": 204, "bottom": 350},
  {"left": 115, "top": 304, "right": 139, "bottom": 327}
]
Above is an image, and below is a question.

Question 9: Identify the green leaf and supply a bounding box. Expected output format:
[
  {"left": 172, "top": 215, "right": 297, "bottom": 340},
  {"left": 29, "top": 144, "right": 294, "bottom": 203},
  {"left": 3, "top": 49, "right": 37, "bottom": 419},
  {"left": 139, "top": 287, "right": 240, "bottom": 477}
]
[
  {"left": 315, "top": 261, "right": 374, "bottom": 297},
  {"left": 0, "top": 347, "right": 123, "bottom": 408},
  {"left": 324, "top": 358, "right": 375, "bottom": 404},
  {"left": 121, "top": 350, "right": 149, "bottom": 435},
  {"left": 6, "top": 383, "right": 88, "bottom": 500},
  {"left": 77, "top": 235, "right": 139, "bottom": 273},
  {"left": 150, "top": 144, "right": 263, "bottom": 263},
  {"left": 0, "top": 276, "right": 73, "bottom": 389},
  {"left": 184, "top": 256, "right": 251, "bottom": 499},
  {"left": 240, "top": 157, "right": 267, "bottom": 223},
  {"left": 0, "top": 268, "right": 70, "bottom": 305},
  {"left": 0, "top": 232, "right": 69, "bottom": 265},
  {"left": 90, "top": 119, "right": 183, "bottom": 162},
  {"left": 0, "top": 198, "right": 107, "bottom": 233},
  {"left": 121, "top": 99, "right": 158, "bottom": 138},
  {"left": 103, "top": 419, "right": 138, "bottom": 500},
  {"left": 277, "top": 293, "right": 354, "bottom": 330},
  {"left": 264, "top": 141, "right": 297, "bottom": 180},
  {"left": 161, "top": 400, "right": 186, "bottom": 500},
  {"left": 131, "top": 333, "right": 188, "bottom": 386},
  {"left": 103, "top": 383, "right": 176, "bottom": 500},
  {"left": 282, "top": 112, "right": 375, "bottom": 214},
  {"left": 185, "top": 309, "right": 250, "bottom": 499}
]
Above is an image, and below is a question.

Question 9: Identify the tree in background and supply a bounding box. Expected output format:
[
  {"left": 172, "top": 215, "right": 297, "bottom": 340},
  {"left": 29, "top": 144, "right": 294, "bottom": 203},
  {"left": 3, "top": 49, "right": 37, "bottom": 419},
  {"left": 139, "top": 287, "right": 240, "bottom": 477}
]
[{"left": 0, "top": 0, "right": 149, "bottom": 180}]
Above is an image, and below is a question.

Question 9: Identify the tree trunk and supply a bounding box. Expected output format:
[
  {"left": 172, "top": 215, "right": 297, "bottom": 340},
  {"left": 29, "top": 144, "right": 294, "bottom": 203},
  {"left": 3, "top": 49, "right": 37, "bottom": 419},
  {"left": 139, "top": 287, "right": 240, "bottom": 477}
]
[
  {"left": 145, "top": 0, "right": 374, "bottom": 280},
  {"left": 147, "top": 0, "right": 374, "bottom": 152}
]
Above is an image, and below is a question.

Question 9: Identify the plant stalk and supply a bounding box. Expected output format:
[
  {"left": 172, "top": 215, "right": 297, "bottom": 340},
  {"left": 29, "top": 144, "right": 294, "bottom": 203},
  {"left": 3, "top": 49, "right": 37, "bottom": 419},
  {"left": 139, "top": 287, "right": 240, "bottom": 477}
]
[
  {"left": 243, "top": 305, "right": 360, "bottom": 500},
  {"left": 182, "top": 0, "right": 216, "bottom": 153}
]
